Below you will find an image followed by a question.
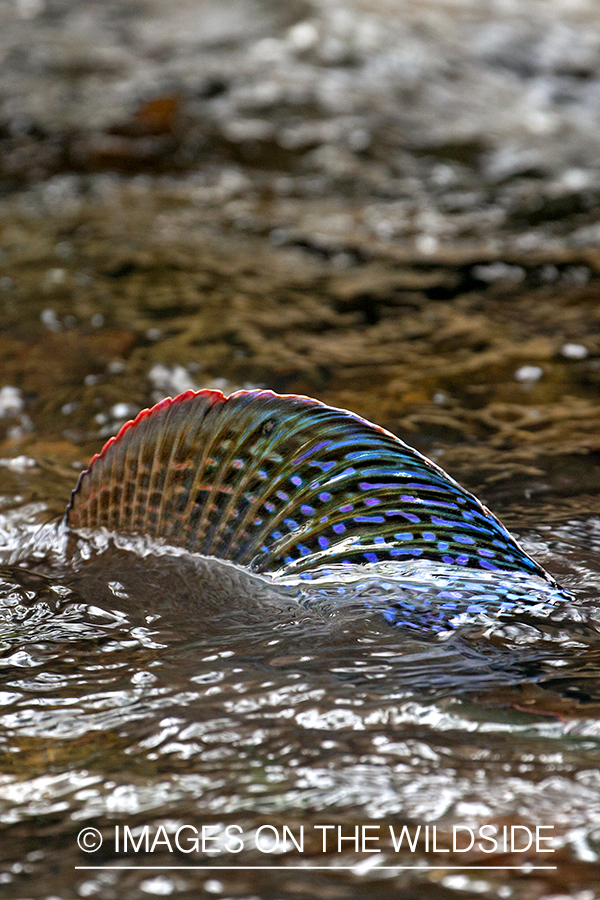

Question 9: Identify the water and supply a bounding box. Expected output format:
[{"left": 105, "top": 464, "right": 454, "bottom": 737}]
[
  {"left": 1, "top": 188, "right": 600, "bottom": 897},
  {"left": 0, "top": 491, "right": 599, "bottom": 899},
  {"left": 2, "top": 1, "right": 600, "bottom": 895}
]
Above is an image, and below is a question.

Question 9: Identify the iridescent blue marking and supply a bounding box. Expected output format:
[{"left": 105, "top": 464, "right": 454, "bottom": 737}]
[
  {"left": 340, "top": 504, "right": 354, "bottom": 512},
  {"left": 318, "top": 536, "right": 329, "bottom": 550},
  {"left": 431, "top": 516, "right": 494, "bottom": 536},
  {"left": 425, "top": 499, "right": 460, "bottom": 510},
  {"left": 290, "top": 475, "right": 303, "bottom": 487},
  {"left": 364, "top": 497, "right": 381, "bottom": 507},
  {"left": 333, "top": 523, "right": 346, "bottom": 534},
  {"left": 284, "top": 518, "right": 299, "bottom": 530},
  {"left": 346, "top": 450, "right": 384, "bottom": 462},
  {"left": 471, "top": 509, "right": 495, "bottom": 523},
  {"left": 301, "top": 504, "right": 314, "bottom": 516},
  {"left": 364, "top": 552, "right": 379, "bottom": 563},
  {"left": 294, "top": 440, "right": 331, "bottom": 465},
  {"left": 430, "top": 515, "right": 464, "bottom": 528},
  {"left": 360, "top": 466, "right": 413, "bottom": 478},
  {"left": 394, "top": 532, "right": 413, "bottom": 541},
  {"left": 319, "top": 492, "right": 332, "bottom": 502},
  {"left": 354, "top": 515, "right": 385, "bottom": 524},
  {"left": 326, "top": 466, "right": 357, "bottom": 484},
  {"left": 310, "top": 460, "right": 336, "bottom": 472},
  {"left": 422, "top": 532, "right": 435, "bottom": 541},
  {"left": 386, "top": 510, "right": 420, "bottom": 524},
  {"left": 453, "top": 534, "right": 475, "bottom": 545}
]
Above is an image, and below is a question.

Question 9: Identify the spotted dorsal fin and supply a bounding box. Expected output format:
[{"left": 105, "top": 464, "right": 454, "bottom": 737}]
[{"left": 65, "top": 389, "right": 549, "bottom": 581}]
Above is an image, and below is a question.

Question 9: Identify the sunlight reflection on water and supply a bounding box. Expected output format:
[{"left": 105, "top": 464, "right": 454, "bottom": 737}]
[{"left": 0, "top": 505, "right": 598, "bottom": 897}]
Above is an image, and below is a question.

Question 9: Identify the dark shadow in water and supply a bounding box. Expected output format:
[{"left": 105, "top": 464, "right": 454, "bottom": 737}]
[{"left": 3, "top": 531, "right": 599, "bottom": 703}]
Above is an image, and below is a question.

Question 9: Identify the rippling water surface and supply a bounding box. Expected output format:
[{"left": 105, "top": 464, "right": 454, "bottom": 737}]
[
  {"left": 3, "top": 0, "right": 600, "bottom": 892},
  {"left": 0, "top": 502, "right": 599, "bottom": 900}
]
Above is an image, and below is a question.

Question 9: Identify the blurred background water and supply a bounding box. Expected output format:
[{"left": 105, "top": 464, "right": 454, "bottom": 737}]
[{"left": 2, "top": 1, "right": 600, "bottom": 898}]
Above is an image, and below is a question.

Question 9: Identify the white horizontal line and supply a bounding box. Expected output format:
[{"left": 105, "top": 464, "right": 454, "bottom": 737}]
[{"left": 75, "top": 865, "right": 558, "bottom": 871}]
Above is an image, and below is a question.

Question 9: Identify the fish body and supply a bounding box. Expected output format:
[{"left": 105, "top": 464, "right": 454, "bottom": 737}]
[{"left": 65, "top": 389, "right": 567, "bottom": 629}]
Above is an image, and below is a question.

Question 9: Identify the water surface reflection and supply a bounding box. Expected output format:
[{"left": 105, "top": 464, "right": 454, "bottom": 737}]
[{"left": 0, "top": 511, "right": 599, "bottom": 898}]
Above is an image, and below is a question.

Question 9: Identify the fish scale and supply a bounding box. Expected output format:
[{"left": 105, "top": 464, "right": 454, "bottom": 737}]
[{"left": 66, "top": 390, "right": 552, "bottom": 594}]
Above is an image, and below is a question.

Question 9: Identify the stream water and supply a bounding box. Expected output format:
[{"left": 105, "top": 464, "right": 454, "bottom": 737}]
[
  {"left": 1, "top": 361, "right": 600, "bottom": 900},
  {"left": 2, "top": 0, "right": 600, "bottom": 898}
]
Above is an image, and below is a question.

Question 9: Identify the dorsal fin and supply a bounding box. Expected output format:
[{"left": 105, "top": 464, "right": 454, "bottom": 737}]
[{"left": 65, "top": 389, "right": 549, "bottom": 581}]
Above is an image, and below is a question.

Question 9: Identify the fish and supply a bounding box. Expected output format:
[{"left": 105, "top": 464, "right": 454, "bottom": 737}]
[{"left": 64, "top": 389, "right": 569, "bottom": 631}]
